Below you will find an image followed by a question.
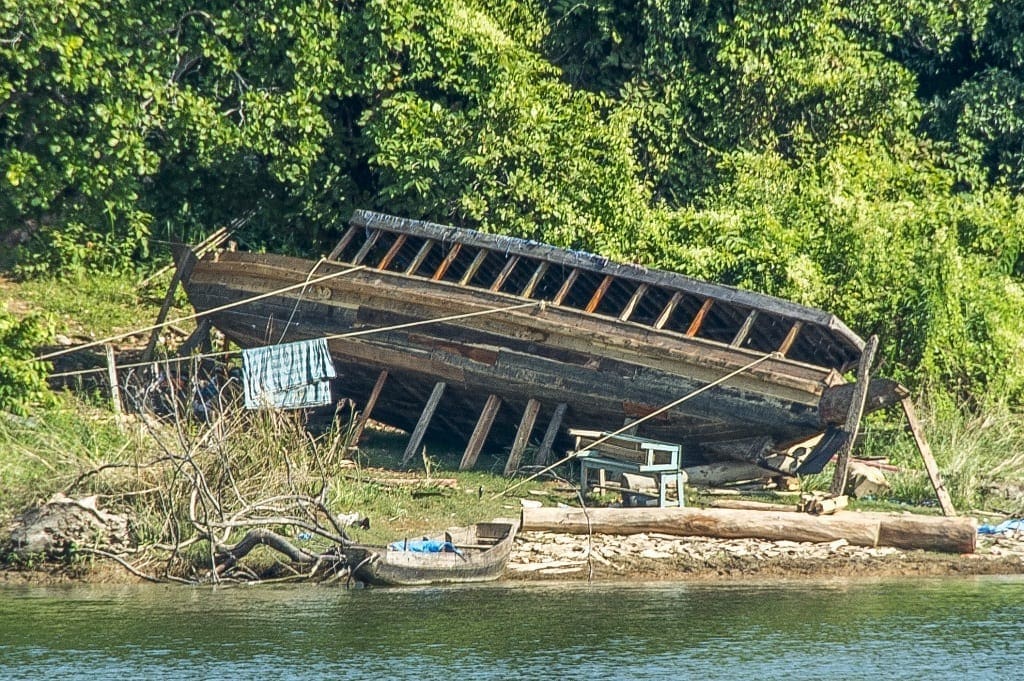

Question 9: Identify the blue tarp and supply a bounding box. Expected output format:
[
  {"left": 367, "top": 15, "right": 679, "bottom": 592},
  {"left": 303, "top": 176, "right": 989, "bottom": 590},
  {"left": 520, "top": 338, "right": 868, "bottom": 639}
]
[
  {"left": 241, "top": 337, "right": 336, "bottom": 409},
  {"left": 978, "top": 518, "right": 1024, "bottom": 535},
  {"left": 388, "top": 539, "right": 462, "bottom": 555}
]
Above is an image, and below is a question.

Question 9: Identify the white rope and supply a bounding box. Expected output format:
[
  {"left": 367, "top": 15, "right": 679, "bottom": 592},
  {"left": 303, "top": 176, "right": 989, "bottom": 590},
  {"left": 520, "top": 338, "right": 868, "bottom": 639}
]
[
  {"left": 496, "top": 350, "right": 779, "bottom": 498},
  {"left": 35, "top": 264, "right": 367, "bottom": 362}
]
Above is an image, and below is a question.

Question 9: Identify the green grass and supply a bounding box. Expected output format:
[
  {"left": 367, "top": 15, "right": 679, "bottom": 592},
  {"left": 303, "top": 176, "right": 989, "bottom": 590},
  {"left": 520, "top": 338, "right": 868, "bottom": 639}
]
[{"left": 1, "top": 266, "right": 194, "bottom": 348}]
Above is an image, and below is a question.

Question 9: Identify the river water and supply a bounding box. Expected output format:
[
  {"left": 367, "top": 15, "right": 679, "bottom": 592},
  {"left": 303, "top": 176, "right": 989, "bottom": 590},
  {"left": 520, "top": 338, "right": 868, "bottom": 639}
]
[{"left": 1, "top": 576, "right": 1022, "bottom": 680}]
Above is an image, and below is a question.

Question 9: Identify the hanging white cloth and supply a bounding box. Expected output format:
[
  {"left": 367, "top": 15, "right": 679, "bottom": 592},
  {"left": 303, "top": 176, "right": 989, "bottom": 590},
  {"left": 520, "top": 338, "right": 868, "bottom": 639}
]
[{"left": 241, "top": 337, "right": 336, "bottom": 409}]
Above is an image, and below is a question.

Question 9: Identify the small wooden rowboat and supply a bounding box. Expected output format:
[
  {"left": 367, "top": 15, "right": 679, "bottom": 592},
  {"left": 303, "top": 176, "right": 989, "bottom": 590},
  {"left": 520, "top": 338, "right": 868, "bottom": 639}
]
[{"left": 346, "top": 520, "right": 518, "bottom": 586}]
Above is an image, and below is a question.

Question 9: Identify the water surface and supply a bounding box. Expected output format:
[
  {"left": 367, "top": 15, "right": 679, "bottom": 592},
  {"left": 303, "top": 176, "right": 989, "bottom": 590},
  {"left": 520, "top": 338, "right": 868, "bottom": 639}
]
[{"left": 1, "top": 576, "right": 1022, "bottom": 679}]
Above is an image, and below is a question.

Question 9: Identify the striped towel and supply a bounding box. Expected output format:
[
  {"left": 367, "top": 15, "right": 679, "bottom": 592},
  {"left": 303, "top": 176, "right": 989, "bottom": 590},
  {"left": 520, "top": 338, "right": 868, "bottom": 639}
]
[{"left": 241, "top": 337, "right": 337, "bottom": 409}]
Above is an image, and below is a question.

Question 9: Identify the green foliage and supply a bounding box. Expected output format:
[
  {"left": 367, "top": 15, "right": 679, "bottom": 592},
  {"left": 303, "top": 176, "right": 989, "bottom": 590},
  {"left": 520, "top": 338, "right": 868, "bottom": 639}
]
[
  {"left": 2, "top": 0, "right": 1024, "bottom": 408},
  {"left": 0, "top": 310, "right": 52, "bottom": 415}
]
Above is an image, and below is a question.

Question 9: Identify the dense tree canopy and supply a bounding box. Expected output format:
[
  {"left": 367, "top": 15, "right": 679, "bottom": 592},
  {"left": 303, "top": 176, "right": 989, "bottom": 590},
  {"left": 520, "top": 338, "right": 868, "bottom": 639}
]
[{"left": 2, "top": 0, "right": 1023, "bottom": 407}]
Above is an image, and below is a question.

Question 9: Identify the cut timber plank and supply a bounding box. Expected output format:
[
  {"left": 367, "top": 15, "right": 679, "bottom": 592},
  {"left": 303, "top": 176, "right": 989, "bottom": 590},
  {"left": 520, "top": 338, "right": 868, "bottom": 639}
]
[
  {"left": 585, "top": 275, "right": 615, "bottom": 314},
  {"left": 351, "top": 229, "right": 382, "bottom": 264},
  {"left": 328, "top": 224, "right": 359, "bottom": 261},
  {"left": 830, "top": 335, "right": 878, "bottom": 496},
  {"left": 459, "top": 249, "right": 488, "bottom": 285},
  {"left": 778, "top": 321, "right": 803, "bottom": 356},
  {"left": 901, "top": 397, "right": 957, "bottom": 516},
  {"left": 730, "top": 310, "right": 758, "bottom": 348},
  {"left": 353, "top": 370, "right": 389, "bottom": 445},
  {"left": 490, "top": 255, "right": 520, "bottom": 292},
  {"left": 376, "top": 233, "right": 408, "bottom": 270},
  {"left": 654, "top": 291, "right": 682, "bottom": 330},
  {"left": 504, "top": 398, "right": 541, "bottom": 476},
  {"left": 401, "top": 381, "right": 447, "bottom": 465},
  {"left": 685, "top": 298, "right": 714, "bottom": 337},
  {"left": 406, "top": 239, "right": 435, "bottom": 275},
  {"left": 431, "top": 243, "right": 462, "bottom": 280},
  {"left": 460, "top": 394, "right": 502, "bottom": 470},
  {"left": 521, "top": 261, "right": 549, "bottom": 298},
  {"left": 534, "top": 402, "right": 568, "bottom": 466},
  {"left": 143, "top": 247, "right": 198, "bottom": 362},
  {"left": 619, "top": 284, "right": 649, "bottom": 322},
  {"left": 552, "top": 269, "right": 579, "bottom": 305}
]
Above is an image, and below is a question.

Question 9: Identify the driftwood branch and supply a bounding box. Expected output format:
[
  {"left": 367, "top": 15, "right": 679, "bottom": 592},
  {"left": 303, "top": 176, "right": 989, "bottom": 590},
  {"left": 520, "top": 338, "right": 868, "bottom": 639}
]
[{"left": 213, "top": 528, "right": 346, "bottom": 572}]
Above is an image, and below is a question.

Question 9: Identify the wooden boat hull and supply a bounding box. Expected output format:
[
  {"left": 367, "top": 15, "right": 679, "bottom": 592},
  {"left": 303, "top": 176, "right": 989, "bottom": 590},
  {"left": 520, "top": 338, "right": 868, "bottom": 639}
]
[
  {"left": 179, "top": 211, "right": 904, "bottom": 471},
  {"left": 347, "top": 521, "right": 517, "bottom": 586}
]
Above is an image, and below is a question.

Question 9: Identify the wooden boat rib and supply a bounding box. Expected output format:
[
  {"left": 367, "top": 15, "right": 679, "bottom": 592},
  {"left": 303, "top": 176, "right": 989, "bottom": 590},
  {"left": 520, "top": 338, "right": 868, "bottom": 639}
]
[
  {"left": 346, "top": 521, "right": 518, "bottom": 586},
  {"left": 180, "top": 210, "right": 905, "bottom": 473}
]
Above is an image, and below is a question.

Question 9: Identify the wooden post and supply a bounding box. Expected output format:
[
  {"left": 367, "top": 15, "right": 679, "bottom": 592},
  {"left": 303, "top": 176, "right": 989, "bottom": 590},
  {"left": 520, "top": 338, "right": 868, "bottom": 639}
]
[
  {"left": 104, "top": 344, "right": 123, "bottom": 417},
  {"left": 142, "top": 248, "right": 198, "bottom": 362},
  {"left": 534, "top": 402, "right": 568, "bottom": 466},
  {"left": 352, "top": 370, "right": 388, "bottom": 446},
  {"left": 460, "top": 394, "right": 502, "bottom": 470},
  {"left": 901, "top": 397, "right": 957, "bottom": 516},
  {"left": 830, "top": 335, "right": 879, "bottom": 496},
  {"left": 401, "top": 382, "right": 446, "bottom": 465},
  {"left": 504, "top": 398, "right": 541, "bottom": 476}
]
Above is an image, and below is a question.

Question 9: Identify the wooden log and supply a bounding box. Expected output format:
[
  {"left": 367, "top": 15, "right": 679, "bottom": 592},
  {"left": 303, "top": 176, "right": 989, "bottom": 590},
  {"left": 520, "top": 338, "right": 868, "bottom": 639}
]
[
  {"left": 682, "top": 461, "right": 775, "bottom": 487},
  {"left": 708, "top": 499, "right": 797, "bottom": 512},
  {"left": 878, "top": 513, "right": 975, "bottom": 553},
  {"left": 520, "top": 506, "right": 977, "bottom": 553}
]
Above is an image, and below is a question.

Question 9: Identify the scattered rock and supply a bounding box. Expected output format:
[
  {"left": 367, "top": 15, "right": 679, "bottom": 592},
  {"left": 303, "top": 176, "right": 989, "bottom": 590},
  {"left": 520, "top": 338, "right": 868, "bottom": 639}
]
[{"left": 5, "top": 494, "right": 130, "bottom": 559}]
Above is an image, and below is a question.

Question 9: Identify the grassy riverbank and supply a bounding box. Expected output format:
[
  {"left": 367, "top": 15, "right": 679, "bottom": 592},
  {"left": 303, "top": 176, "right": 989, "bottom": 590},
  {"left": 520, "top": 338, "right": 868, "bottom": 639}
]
[{"left": 3, "top": 271, "right": 1024, "bottom": 581}]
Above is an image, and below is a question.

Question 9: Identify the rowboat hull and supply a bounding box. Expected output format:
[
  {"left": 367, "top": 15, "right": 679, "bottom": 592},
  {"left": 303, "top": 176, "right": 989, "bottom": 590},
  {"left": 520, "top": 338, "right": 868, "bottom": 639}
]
[{"left": 347, "top": 521, "right": 517, "bottom": 586}]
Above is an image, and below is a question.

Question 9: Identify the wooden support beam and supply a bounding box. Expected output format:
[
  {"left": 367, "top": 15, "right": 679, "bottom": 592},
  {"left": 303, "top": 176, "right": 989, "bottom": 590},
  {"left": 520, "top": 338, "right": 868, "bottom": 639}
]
[
  {"left": 490, "top": 255, "right": 521, "bottom": 292},
  {"left": 619, "top": 284, "right": 649, "bottom": 322},
  {"left": 352, "top": 370, "right": 388, "bottom": 446},
  {"left": 730, "top": 310, "right": 759, "bottom": 348},
  {"left": 460, "top": 394, "right": 502, "bottom": 470},
  {"left": 405, "top": 239, "right": 435, "bottom": 275},
  {"left": 351, "top": 229, "right": 382, "bottom": 265},
  {"left": 401, "top": 381, "right": 447, "bottom": 465},
  {"left": 376, "top": 233, "right": 408, "bottom": 270},
  {"left": 901, "top": 397, "right": 957, "bottom": 516},
  {"left": 142, "top": 248, "right": 198, "bottom": 362},
  {"left": 534, "top": 402, "right": 568, "bottom": 466},
  {"left": 459, "top": 249, "right": 488, "bottom": 285},
  {"left": 778, "top": 320, "right": 803, "bottom": 356},
  {"left": 654, "top": 291, "right": 682, "bottom": 330},
  {"left": 327, "top": 224, "right": 359, "bottom": 261},
  {"left": 521, "top": 261, "right": 550, "bottom": 298},
  {"left": 504, "top": 398, "right": 541, "bottom": 476},
  {"left": 431, "top": 243, "right": 462, "bottom": 281},
  {"left": 830, "top": 335, "right": 879, "bottom": 496},
  {"left": 685, "top": 298, "right": 714, "bottom": 337},
  {"left": 552, "top": 269, "right": 580, "bottom": 306},
  {"left": 585, "top": 275, "right": 614, "bottom": 314}
]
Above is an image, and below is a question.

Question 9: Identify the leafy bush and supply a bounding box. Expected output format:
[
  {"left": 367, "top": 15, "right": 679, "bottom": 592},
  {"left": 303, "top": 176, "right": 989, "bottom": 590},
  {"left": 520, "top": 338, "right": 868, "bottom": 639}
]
[{"left": 0, "top": 311, "right": 53, "bottom": 416}]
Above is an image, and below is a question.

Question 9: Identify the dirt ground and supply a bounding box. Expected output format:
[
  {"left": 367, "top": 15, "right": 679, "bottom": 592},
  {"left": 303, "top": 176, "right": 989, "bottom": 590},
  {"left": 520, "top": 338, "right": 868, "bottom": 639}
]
[
  {"left": 4, "top": 530, "right": 1023, "bottom": 587},
  {"left": 506, "top": 530, "right": 1024, "bottom": 582}
]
